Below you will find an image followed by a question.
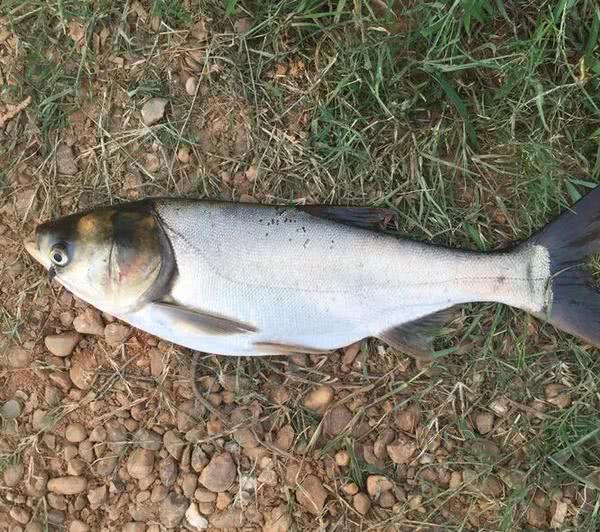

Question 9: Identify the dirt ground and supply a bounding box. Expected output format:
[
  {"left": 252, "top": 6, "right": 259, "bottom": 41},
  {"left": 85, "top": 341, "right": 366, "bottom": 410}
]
[{"left": 1, "top": 1, "right": 600, "bottom": 531}]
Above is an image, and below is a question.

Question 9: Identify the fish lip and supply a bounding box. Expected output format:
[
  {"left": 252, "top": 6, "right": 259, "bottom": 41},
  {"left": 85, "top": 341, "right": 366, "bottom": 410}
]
[{"left": 24, "top": 236, "right": 45, "bottom": 266}]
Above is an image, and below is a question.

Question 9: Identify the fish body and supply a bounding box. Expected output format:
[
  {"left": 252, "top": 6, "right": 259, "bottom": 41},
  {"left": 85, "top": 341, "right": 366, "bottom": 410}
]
[{"left": 26, "top": 190, "right": 600, "bottom": 356}]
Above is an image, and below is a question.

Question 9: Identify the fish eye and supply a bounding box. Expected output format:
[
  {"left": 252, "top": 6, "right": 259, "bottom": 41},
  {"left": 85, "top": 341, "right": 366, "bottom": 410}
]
[{"left": 49, "top": 243, "right": 70, "bottom": 267}]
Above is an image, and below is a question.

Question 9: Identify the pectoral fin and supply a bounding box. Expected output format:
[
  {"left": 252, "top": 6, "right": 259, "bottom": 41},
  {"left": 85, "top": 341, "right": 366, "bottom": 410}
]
[
  {"left": 254, "top": 341, "right": 330, "bottom": 355},
  {"left": 299, "top": 205, "right": 395, "bottom": 230},
  {"left": 378, "top": 308, "right": 456, "bottom": 359},
  {"left": 150, "top": 301, "right": 258, "bottom": 336}
]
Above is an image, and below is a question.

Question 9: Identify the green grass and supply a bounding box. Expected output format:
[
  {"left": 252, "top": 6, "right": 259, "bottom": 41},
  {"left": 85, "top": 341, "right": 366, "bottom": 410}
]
[{"left": 1, "top": 0, "right": 600, "bottom": 529}]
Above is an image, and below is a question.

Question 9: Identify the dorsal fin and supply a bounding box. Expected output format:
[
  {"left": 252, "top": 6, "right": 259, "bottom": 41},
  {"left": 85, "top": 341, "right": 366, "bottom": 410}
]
[
  {"left": 298, "top": 205, "right": 395, "bottom": 230},
  {"left": 377, "top": 308, "right": 456, "bottom": 359}
]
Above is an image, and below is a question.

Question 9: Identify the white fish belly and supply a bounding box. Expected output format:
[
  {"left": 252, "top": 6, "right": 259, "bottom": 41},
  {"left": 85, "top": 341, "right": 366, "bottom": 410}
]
[{"left": 120, "top": 202, "right": 550, "bottom": 356}]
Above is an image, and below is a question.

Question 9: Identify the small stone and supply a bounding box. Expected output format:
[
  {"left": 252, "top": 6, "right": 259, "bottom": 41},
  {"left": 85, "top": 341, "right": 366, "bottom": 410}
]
[
  {"left": 449, "top": 471, "right": 462, "bottom": 488},
  {"left": 233, "top": 17, "right": 252, "bottom": 33},
  {"left": 199, "top": 452, "right": 236, "bottom": 492},
  {"left": 275, "top": 424, "right": 294, "bottom": 451},
  {"left": 106, "top": 420, "right": 128, "bottom": 453},
  {"left": 195, "top": 488, "right": 217, "bottom": 503},
  {"left": 89, "top": 426, "right": 106, "bottom": 442},
  {"left": 480, "top": 475, "right": 503, "bottom": 497},
  {"left": 56, "top": 143, "right": 78, "bottom": 175},
  {"left": 10, "top": 506, "right": 31, "bottom": 524},
  {"left": 4, "top": 464, "right": 24, "bottom": 486},
  {"left": 141, "top": 97, "right": 168, "bottom": 126},
  {"left": 215, "top": 492, "right": 231, "bottom": 510},
  {"left": 324, "top": 405, "right": 353, "bottom": 437},
  {"left": 258, "top": 469, "right": 277, "bottom": 486},
  {"left": 159, "top": 456, "right": 178, "bottom": 487},
  {"left": 127, "top": 448, "right": 155, "bottom": 479},
  {"left": 47, "top": 493, "right": 66, "bottom": 510},
  {"left": 47, "top": 476, "right": 87, "bottom": 495},
  {"left": 70, "top": 351, "right": 97, "bottom": 390},
  {"left": 67, "top": 458, "right": 86, "bottom": 476},
  {"left": 490, "top": 396, "right": 509, "bottom": 416},
  {"left": 270, "top": 386, "right": 289, "bottom": 405},
  {"left": 209, "top": 509, "right": 245, "bottom": 529},
  {"left": 73, "top": 309, "right": 104, "bottom": 335},
  {"left": 353, "top": 493, "right": 370, "bottom": 515},
  {"left": 122, "top": 524, "right": 145, "bottom": 532},
  {"left": 104, "top": 323, "right": 130, "bottom": 346},
  {"left": 550, "top": 500, "right": 567, "bottom": 529},
  {"left": 69, "top": 520, "right": 90, "bottom": 532},
  {"left": 475, "top": 412, "right": 495, "bottom": 435},
  {"left": 159, "top": 491, "right": 188, "bottom": 527},
  {"left": 342, "top": 342, "right": 361, "bottom": 366},
  {"left": 335, "top": 450, "right": 350, "bottom": 466},
  {"left": 263, "top": 504, "right": 291, "bottom": 532},
  {"left": 150, "top": 348, "right": 163, "bottom": 377},
  {"left": 163, "top": 430, "right": 184, "bottom": 460},
  {"left": 7, "top": 346, "right": 30, "bottom": 368},
  {"left": 545, "top": 384, "right": 571, "bottom": 409},
  {"left": 387, "top": 437, "right": 417, "bottom": 464},
  {"left": 26, "top": 522, "right": 44, "bottom": 532},
  {"left": 177, "top": 145, "right": 191, "bottom": 164},
  {"left": 1, "top": 399, "right": 22, "bottom": 418},
  {"left": 65, "top": 423, "right": 87, "bottom": 443},
  {"left": 182, "top": 472, "right": 198, "bottom": 498},
  {"left": 185, "top": 502, "right": 208, "bottom": 530},
  {"left": 135, "top": 428, "right": 162, "bottom": 451},
  {"left": 296, "top": 474, "right": 327, "bottom": 515},
  {"left": 87, "top": 485, "right": 107, "bottom": 507},
  {"left": 396, "top": 404, "right": 421, "bottom": 432},
  {"left": 379, "top": 491, "right": 396, "bottom": 508},
  {"left": 185, "top": 77, "right": 197, "bottom": 96},
  {"left": 527, "top": 504, "right": 548, "bottom": 529},
  {"left": 303, "top": 385, "right": 334, "bottom": 411},
  {"left": 366, "top": 475, "right": 393, "bottom": 499},
  {"left": 342, "top": 482, "right": 359, "bottom": 496},
  {"left": 44, "top": 333, "right": 80, "bottom": 357}
]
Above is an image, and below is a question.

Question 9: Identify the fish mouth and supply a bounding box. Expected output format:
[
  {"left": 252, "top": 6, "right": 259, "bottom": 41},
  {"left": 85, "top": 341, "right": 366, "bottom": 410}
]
[{"left": 24, "top": 236, "right": 45, "bottom": 266}]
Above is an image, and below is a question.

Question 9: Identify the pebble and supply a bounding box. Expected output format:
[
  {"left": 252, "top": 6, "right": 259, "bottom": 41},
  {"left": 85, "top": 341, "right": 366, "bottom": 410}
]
[
  {"left": 335, "top": 450, "right": 350, "bottom": 466},
  {"left": 353, "top": 493, "right": 370, "bottom": 515},
  {"left": 106, "top": 420, "right": 128, "bottom": 452},
  {"left": 387, "top": 437, "right": 417, "bottom": 464},
  {"left": 87, "top": 485, "right": 107, "bottom": 507},
  {"left": 199, "top": 452, "right": 236, "bottom": 492},
  {"left": 366, "top": 475, "right": 393, "bottom": 499},
  {"left": 73, "top": 309, "right": 104, "bottom": 335},
  {"left": 396, "top": 404, "right": 421, "bottom": 432},
  {"left": 94, "top": 456, "right": 117, "bottom": 476},
  {"left": 343, "top": 482, "right": 359, "bottom": 496},
  {"left": 69, "top": 352, "right": 96, "bottom": 390},
  {"left": 141, "top": 97, "right": 168, "bottom": 126},
  {"left": 123, "top": 524, "right": 145, "bottom": 532},
  {"left": 47, "top": 476, "right": 87, "bottom": 495},
  {"left": 1, "top": 399, "right": 22, "bottom": 418},
  {"left": 104, "top": 323, "right": 130, "bottom": 346},
  {"left": 296, "top": 474, "right": 327, "bottom": 515},
  {"left": 182, "top": 472, "right": 198, "bottom": 498},
  {"left": 209, "top": 508, "right": 245, "bottom": 529},
  {"left": 324, "top": 405, "right": 353, "bottom": 437},
  {"left": 303, "top": 385, "right": 334, "bottom": 411},
  {"left": 67, "top": 458, "right": 86, "bottom": 476},
  {"left": 185, "top": 76, "right": 197, "bottom": 96},
  {"left": 159, "top": 491, "right": 188, "bottom": 527},
  {"left": 379, "top": 491, "right": 396, "bottom": 508},
  {"left": 56, "top": 143, "right": 78, "bottom": 175},
  {"left": 475, "top": 412, "right": 495, "bottom": 434},
  {"left": 65, "top": 423, "right": 87, "bottom": 443},
  {"left": 150, "top": 347, "right": 163, "bottom": 377},
  {"left": 177, "top": 145, "right": 191, "bottom": 164},
  {"left": 47, "top": 493, "right": 66, "bottom": 510},
  {"left": 163, "top": 430, "right": 184, "bottom": 460},
  {"left": 194, "top": 488, "right": 217, "bottom": 503},
  {"left": 25, "top": 522, "right": 44, "bottom": 532},
  {"left": 44, "top": 333, "right": 80, "bottom": 357},
  {"left": 10, "top": 506, "right": 31, "bottom": 524},
  {"left": 216, "top": 492, "right": 232, "bottom": 510},
  {"left": 527, "top": 503, "right": 548, "bottom": 528},
  {"left": 4, "top": 464, "right": 24, "bottom": 487},
  {"left": 545, "top": 383, "right": 572, "bottom": 409},
  {"left": 263, "top": 505, "right": 291, "bottom": 532},
  {"left": 135, "top": 428, "right": 162, "bottom": 451},
  {"left": 185, "top": 502, "right": 209, "bottom": 530},
  {"left": 274, "top": 424, "right": 294, "bottom": 451},
  {"left": 7, "top": 346, "right": 30, "bottom": 368},
  {"left": 127, "top": 448, "right": 155, "bottom": 479},
  {"left": 159, "top": 456, "right": 178, "bottom": 486},
  {"left": 89, "top": 426, "right": 106, "bottom": 442},
  {"left": 270, "top": 386, "right": 289, "bottom": 405},
  {"left": 69, "top": 520, "right": 90, "bottom": 532}
]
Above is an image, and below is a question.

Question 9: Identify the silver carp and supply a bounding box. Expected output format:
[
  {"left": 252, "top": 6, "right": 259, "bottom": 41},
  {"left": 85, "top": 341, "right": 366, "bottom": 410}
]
[{"left": 25, "top": 189, "right": 600, "bottom": 357}]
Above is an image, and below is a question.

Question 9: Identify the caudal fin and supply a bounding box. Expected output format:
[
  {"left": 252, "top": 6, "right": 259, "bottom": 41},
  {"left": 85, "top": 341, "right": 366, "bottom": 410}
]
[{"left": 531, "top": 186, "right": 600, "bottom": 346}]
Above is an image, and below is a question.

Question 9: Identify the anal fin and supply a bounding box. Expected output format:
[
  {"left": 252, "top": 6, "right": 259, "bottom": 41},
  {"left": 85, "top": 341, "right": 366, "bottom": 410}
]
[{"left": 377, "top": 308, "right": 456, "bottom": 359}]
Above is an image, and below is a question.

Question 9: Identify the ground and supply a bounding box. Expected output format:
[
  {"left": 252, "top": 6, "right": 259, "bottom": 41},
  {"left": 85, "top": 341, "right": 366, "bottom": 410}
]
[{"left": 1, "top": 0, "right": 600, "bottom": 531}]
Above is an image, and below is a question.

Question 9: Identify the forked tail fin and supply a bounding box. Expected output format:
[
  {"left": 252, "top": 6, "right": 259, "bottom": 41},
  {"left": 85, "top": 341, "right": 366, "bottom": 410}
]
[{"left": 531, "top": 186, "right": 600, "bottom": 346}]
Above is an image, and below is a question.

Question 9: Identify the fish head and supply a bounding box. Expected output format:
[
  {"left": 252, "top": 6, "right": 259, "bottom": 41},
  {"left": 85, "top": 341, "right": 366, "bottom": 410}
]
[{"left": 25, "top": 201, "right": 173, "bottom": 314}]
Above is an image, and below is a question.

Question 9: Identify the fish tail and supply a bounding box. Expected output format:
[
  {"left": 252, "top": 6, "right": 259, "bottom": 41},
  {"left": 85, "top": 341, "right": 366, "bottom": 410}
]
[{"left": 530, "top": 186, "right": 600, "bottom": 346}]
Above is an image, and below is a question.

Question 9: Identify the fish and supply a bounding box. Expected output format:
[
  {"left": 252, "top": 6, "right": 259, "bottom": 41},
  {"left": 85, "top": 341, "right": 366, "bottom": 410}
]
[{"left": 25, "top": 187, "right": 600, "bottom": 359}]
